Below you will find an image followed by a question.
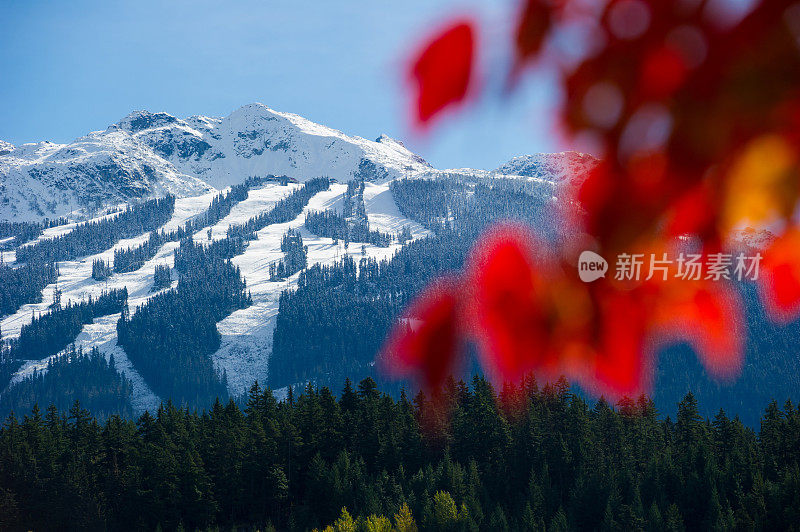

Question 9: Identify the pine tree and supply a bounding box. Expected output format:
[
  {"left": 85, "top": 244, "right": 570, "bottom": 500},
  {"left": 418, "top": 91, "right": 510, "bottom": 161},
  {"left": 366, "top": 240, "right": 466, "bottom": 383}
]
[
  {"left": 394, "top": 503, "right": 418, "bottom": 532},
  {"left": 429, "top": 491, "right": 459, "bottom": 531},
  {"left": 549, "top": 507, "right": 569, "bottom": 532},
  {"left": 665, "top": 504, "right": 685, "bottom": 532}
]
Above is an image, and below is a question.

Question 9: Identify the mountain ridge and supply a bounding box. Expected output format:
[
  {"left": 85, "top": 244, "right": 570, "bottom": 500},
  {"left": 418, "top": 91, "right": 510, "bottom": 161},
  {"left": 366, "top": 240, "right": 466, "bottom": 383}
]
[{"left": 1, "top": 103, "right": 591, "bottom": 222}]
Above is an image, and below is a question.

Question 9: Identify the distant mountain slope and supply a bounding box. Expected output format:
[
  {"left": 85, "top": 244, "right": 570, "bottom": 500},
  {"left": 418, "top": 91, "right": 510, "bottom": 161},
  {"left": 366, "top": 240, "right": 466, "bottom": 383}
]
[
  {"left": 0, "top": 136, "right": 213, "bottom": 223},
  {"left": 496, "top": 152, "right": 597, "bottom": 183}
]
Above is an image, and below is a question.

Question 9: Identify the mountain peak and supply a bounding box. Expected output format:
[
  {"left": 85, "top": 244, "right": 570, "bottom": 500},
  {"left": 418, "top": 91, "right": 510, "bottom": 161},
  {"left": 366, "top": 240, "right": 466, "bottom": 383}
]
[
  {"left": 1, "top": 103, "right": 436, "bottom": 221},
  {"left": 112, "top": 110, "right": 181, "bottom": 133},
  {"left": 376, "top": 134, "right": 398, "bottom": 144}
]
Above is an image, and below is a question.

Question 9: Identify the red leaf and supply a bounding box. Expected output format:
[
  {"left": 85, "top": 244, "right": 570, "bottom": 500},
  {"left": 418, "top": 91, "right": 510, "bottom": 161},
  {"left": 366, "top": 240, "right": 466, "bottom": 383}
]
[
  {"left": 464, "top": 223, "right": 585, "bottom": 385},
  {"left": 663, "top": 183, "right": 717, "bottom": 240},
  {"left": 589, "top": 288, "right": 651, "bottom": 398},
  {"left": 639, "top": 45, "right": 687, "bottom": 99},
  {"left": 409, "top": 21, "right": 476, "bottom": 126},
  {"left": 380, "top": 277, "right": 463, "bottom": 390},
  {"left": 653, "top": 279, "right": 744, "bottom": 380},
  {"left": 514, "top": 0, "right": 553, "bottom": 67},
  {"left": 759, "top": 229, "right": 800, "bottom": 323}
]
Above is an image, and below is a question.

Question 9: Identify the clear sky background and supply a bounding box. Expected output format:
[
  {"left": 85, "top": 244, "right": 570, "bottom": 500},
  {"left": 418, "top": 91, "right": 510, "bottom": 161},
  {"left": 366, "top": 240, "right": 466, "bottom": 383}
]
[{"left": 0, "top": 0, "right": 562, "bottom": 170}]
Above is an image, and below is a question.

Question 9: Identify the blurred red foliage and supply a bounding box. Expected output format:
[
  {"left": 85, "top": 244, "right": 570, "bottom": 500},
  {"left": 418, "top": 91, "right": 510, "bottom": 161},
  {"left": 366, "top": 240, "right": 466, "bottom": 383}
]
[
  {"left": 394, "top": 0, "right": 800, "bottom": 402},
  {"left": 381, "top": 277, "right": 463, "bottom": 391},
  {"left": 408, "top": 20, "right": 476, "bottom": 128}
]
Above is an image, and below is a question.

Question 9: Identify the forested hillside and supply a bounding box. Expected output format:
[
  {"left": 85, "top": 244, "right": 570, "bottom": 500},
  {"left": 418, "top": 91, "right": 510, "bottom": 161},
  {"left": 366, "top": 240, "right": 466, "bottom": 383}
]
[
  {"left": 0, "top": 218, "right": 68, "bottom": 249},
  {"left": 269, "top": 177, "right": 556, "bottom": 391},
  {"left": 0, "top": 345, "right": 133, "bottom": 421},
  {"left": 304, "top": 178, "right": 393, "bottom": 246},
  {"left": 15, "top": 196, "right": 175, "bottom": 264},
  {"left": 116, "top": 242, "right": 248, "bottom": 406},
  {"left": 1, "top": 377, "right": 798, "bottom": 531},
  {"left": 115, "top": 178, "right": 331, "bottom": 408},
  {"left": 112, "top": 181, "right": 250, "bottom": 273},
  {"left": 0, "top": 262, "right": 58, "bottom": 318},
  {"left": 272, "top": 177, "right": 800, "bottom": 426},
  {"left": 0, "top": 196, "right": 175, "bottom": 326},
  {"left": 7, "top": 288, "right": 127, "bottom": 362},
  {"left": 2, "top": 171, "right": 798, "bottom": 429}
]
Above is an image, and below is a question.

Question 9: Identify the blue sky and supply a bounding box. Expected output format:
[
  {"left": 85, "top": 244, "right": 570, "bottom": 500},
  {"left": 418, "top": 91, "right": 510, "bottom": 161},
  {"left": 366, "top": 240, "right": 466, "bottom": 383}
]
[{"left": 0, "top": 0, "right": 561, "bottom": 170}]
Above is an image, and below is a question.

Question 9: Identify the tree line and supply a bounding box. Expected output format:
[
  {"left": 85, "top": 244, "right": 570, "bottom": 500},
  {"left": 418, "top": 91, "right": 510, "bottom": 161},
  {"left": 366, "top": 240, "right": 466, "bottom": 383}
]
[
  {"left": 116, "top": 239, "right": 247, "bottom": 408},
  {"left": 272, "top": 175, "right": 800, "bottom": 427},
  {"left": 270, "top": 229, "right": 308, "bottom": 280},
  {"left": 268, "top": 216, "right": 492, "bottom": 391},
  {"left": 0, "top": 345, "right": 133, "bottom": 422},
  {"left": 15, "top": 196, "right": 176, "bottom": 264},
  {"left": 0, "top": 262, "right": 58, "bottom": 319},
  {"left": 0, "top": 376, "right": 798, "bottom": 531},
  {"left": 152, "top": 264, "right": 172, "bottom": 291},
  {"left": 1, "top": 197, "right": 171, "bottom": 322},
  {"left": 3, "top": 288, "right": 127, "bottom": 362},
  {"left": 304, "top": 209, "right": 393, "bottom": 247},
  {"left": 0, "top": 217, "right": 68, "bottom": 249},
  {"left": 305, "top": 178, "right": 393, "bottom": 247},
  {"left": 113, "top": 181, "right": 252, "bottom": 273},
  {"left": 225, "top": 177, "right": 331, "bottom": 241},
  {"left": 390, "top": 177, "right": 554, "bottom": 237}
]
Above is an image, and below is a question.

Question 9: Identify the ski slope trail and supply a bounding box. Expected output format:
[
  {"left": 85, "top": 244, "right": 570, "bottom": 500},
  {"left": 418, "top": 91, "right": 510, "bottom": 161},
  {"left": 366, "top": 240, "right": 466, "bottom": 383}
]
[
  {"left": 198, "top": 182, "right": 302, "bottom": 243},
  {"left": 10, "top": 184, "right": 301, "bottom": 411},
  {"left": 362, "top": 182, "right": 430, "bottom": 239},
  {"left": 11, "top": 313, "right": 161, "bottom": 413},
  {"left": 20, "top": 209, "right": 124, "bottom": 248},
  {"left": 9, "top": 184, "right": 302, "bottom": 411},
  {"left": 0, "top": 191, "right": 218, "bottom": 341},
  {"left": 101, "top": 182, "right": 302, "bottom": 404},
  {"left": 213, "top": 183, "right": 423, "bottom": 393},
  {"left": 4, "top": 181, "right": 427, "bottom": 406},
  {"left": 2, "top": 192, "right": 219, "bottom": 411}
]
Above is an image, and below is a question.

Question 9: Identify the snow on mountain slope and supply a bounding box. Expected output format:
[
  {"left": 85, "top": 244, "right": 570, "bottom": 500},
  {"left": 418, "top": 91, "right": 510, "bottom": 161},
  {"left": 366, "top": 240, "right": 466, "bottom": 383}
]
[
  {"left": 121, "top": 103, "right": 432, "bottom": 189},
  {"left": 12, "top": 314, "right": 161, "bottom": 413},
  {"left": 177, "top": 104, "right": 432, "bottom": 188},
  {"left": 2, "top": 192, "right": 219, "bottom": 407},
  {"left": 362, "top": 182, "right": 430, "bottom": 239},
  {"left": 1, "top": 104, "right": 434, "bottom": 222},
  {"left": 1, "top": 193, "right": 218, "bottom": 341},
  {"left": 20, "top": 208, "right": 124, "bottom": 249},
  {"left": 3, "top": 180, "right": 424, "bottom": 408},
  {"left": 212, "top": 184, "right": 421, "bottom": 393},
  {"left": 0, "top": 136, "right": 213, "bottom": 222},
  {"left": 200, "top": 183, "right": 303, "bottom": 242},
  {"left": 496, "top": 152, "right": 597, "bottom": 184},
  {"left": 2, "top": 103, "right": 597, "bottom": 410}
]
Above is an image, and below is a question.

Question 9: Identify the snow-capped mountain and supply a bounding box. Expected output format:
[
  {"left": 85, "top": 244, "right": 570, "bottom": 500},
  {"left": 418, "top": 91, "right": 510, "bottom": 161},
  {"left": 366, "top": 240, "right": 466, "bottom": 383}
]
[
  {"left": 1, "top": 104, "right": 600, "bottom": 413},
  {"left": 0, "top": 135, "right": 213, "bottom": 223},
  {"left": 109, "top": 104, "right": 433, "bottom": 189},
  {"left": 2, "top": 105, "right": 795, "bottom": 430},
  {"left": 0, "top": 103, "right": 433, "bottom": 222}
]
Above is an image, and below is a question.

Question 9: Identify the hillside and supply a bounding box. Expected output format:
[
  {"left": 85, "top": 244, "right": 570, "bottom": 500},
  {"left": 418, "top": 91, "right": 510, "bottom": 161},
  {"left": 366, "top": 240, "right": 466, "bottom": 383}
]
[{"left": 0, "top": 104, "right": 797, "bottom": 429}]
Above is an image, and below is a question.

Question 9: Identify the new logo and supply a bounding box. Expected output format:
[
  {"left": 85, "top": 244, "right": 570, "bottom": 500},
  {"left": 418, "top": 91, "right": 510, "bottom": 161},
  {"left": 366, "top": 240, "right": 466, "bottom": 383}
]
[{"left": 578, "top": 251, "right": 608, "bottom": 282}]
